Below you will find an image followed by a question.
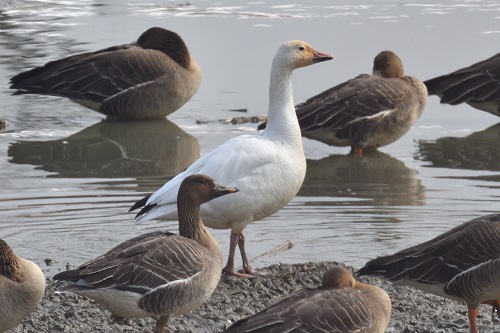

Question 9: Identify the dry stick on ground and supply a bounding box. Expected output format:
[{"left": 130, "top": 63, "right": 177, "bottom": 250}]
[
  {"left": 196, "top": 115, "right": 267, "bottom": 125},
  {"left": 240, "top": 240, "right": 294, "bottom": 270}
]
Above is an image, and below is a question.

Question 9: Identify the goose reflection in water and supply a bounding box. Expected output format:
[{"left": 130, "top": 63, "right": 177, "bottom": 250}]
[
  {"left": 7, "top": 119, "right": 200, "bottom": 179},
  {"left": 300, "top": 151, "right": 426, "bottom": 207},
  {"left": 417, "top": 123, "right": 500, "bottom": 173}
]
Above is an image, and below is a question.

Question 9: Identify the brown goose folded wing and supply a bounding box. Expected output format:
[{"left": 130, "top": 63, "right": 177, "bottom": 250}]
[
  {"left": 54, "top": 230, "right": 206, "bottom": 302},
  {"left": 10, "top": 27, "right": 201, "bottom": 120},
  {"left": 445, "top": 259, "right": 500, "bottom": 305},
  {"left": 297, "top": 74, "right": 422, "bottom": 146},
  {"left": 356, "top": 214, "right": 500, "bottom": 286},
  {"left": 424, "top": 53, "right": 500, "bottom": 116}
]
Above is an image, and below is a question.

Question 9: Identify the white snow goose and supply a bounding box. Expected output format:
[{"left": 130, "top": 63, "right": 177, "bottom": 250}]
[{"left": 129, "top": 40, "right": 333, "bottom": 277}]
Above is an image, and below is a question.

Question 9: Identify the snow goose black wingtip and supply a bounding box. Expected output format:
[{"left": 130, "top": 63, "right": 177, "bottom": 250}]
[
  {"left": 223, "top": 265, "right": 391, "bottom": 333},
  {"left": 9, "top": 27, "right": 201, "bottom": 120},
  {"left": 54, "top": 174, "right": 236, "bottom": 333},
  {"left": 357, "top": 213, "right": 500, "bottom": 333},
  {"left": 0, "top": 239, "right": 45, "bottom": 333},
  {"left": 424, "top": 53, "right": 500, "bottom": 117},
  {"left": 128, "top": 41, "right": 332, "bottom": 278}
]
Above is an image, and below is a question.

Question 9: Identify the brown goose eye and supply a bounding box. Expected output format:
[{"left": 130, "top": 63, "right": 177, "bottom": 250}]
[{"left": 299, "top": 46, "right": 304, "bottom": 51}]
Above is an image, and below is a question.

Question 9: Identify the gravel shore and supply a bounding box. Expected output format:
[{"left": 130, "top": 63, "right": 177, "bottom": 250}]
[{"left": 10, "top": 261, "right": 500, "bottom": 333}]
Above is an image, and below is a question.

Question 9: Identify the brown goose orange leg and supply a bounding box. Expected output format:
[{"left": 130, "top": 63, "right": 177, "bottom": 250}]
[
  {"left": 350, "top": 147, "right": 363, "bottom": 156},
  {"left": 467, "top": 306, "right": 479, "bottom": 333},
  {"left": 155, "top": 316, "right": 168, "bottom": 333}
]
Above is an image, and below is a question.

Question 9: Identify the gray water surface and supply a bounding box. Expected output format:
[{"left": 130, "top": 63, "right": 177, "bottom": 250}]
[{"left": 1, "top": 0, "right": 499, "bottom": 276}]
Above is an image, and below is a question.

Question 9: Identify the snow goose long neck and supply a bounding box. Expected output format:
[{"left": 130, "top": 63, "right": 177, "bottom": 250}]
[
  {"left": 0, "top": 239, "right": 45, "bottom": 333},
  {"left": 128, "top": 41, "right": 333, "bottom": 279},
  {"left": 265, "top": 41, "right": 334, "bottom": 141}
]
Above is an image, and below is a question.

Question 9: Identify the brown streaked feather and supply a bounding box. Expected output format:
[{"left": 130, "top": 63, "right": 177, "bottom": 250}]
[
  {"left": 226, "top": 288, "right": 375, "bottom": 332},
  {"left": 297, "top": 74, "right": 413, "bottom": 132},
  {"left": 357, "top": 214, "right": 500, "bottom": 285},
  {"left": 10, "top": 47, "right": 179, "bottom": 104},
  {"left": 424, "top": 53, "right": 500, "bottom": 116},
  {"left": 9, "top": 27, "right": 201, "bottom": 120},
  {"left": 224, "top": 267, "right": 390, "bottom": 333},
  {"left": 358, "top": 214, "right": 500, "bottom": 333},
  {"left": 445, "top": 259, "right": 500, "bottom": 304},
  {"left": 54, "top": 230, "right": 205, "bottom": 294}
]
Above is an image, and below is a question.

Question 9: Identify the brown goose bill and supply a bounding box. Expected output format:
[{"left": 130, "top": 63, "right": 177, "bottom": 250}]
[
  {"left": 312, "top": 48, "right": 334, "bottom": 63},
  {"left": 213, "top": 182, "right": 239, "bottom": 198}
]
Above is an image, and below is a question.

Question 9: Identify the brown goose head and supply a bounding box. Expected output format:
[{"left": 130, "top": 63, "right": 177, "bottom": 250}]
[
  {"left": 177, "top": 174, "right": 239, "bottom": 206},
  {"left": 137, "top": 27, "right": 192, "bottom": 69},
  {"left": 372, "top": 50, "right": 404, "bottom": 78},
  {"left": 322, "top": 266, "right": 356, "bottom": 289},
  {"left": 0, "top": 239, "right": 21, "bottom": 281}
]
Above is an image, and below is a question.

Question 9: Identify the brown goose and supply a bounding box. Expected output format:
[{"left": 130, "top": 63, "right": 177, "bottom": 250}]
[
  {"left": 53, "top": 174, "right": 237, "bottom": 333},
  {"left": 9, "top": 27, "right": 201, "bottom": 120},
  {"left": 0, "top": 239, "right": 45, "bottom": 333},
  {"left": 223, "top": 266, "right": 391, "bottom": 333},
  {"left": 424, "top": 53, "right": 500, "bottom": 117},
  {"left": 356, "top": 213, "right": 500, "bottom": 333},
  {"left": 258, "top": 50, "right": 427, "bottom": 155}
]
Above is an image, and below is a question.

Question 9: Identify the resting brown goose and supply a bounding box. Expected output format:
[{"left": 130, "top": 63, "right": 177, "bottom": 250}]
[
  {"left": 53, "top": 174, "right": 237, "bottom": 333},
  {"left": 356, "top": 213, "right": 500, "bottom": 333},
  {"left": 424, "top": 53, "right": 500, "bottom": 117},
  {"left": 258, "top": 50, "right": 427, "bottom": 155},
  {"left": 9, "top": 27, "right": 201, "bottom": 120},
  {"left": 0, "top": 239, "right": 45, "bottom": 333},
  {"left": 223, "top": 266, "right": 391, "bottom": 333}
]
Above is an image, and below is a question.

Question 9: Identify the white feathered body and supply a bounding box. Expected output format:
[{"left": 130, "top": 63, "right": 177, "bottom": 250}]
[{"left": 141, "top": 132, "right": 306, "bottom": 234}]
